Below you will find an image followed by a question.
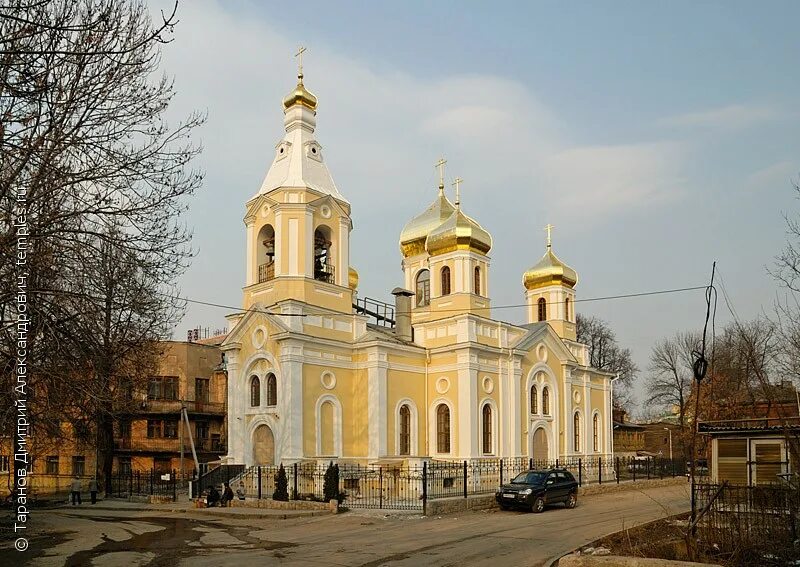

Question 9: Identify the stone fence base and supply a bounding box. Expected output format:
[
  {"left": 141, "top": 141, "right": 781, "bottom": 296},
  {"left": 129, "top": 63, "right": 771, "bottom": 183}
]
[
  {"left": 426, "top": 476, "right": 687, "bottom": 517},
  {"left": 198, "top": 497, "right": 338, "bottom": 513}
]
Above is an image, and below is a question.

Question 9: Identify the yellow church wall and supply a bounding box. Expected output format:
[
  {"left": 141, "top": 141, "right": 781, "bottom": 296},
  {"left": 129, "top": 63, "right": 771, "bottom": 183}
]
[
  {"left": 386, "top": 369, "right": 426, "bottom": 456},
  {"left": 349, "top": 367, "right": 370, "bottom": 457}
]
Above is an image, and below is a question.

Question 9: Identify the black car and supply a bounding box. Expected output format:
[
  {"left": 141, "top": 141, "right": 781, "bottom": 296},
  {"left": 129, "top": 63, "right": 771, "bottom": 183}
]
[{"left": 495, "top": 469, "right": 578, "bottom": 513}]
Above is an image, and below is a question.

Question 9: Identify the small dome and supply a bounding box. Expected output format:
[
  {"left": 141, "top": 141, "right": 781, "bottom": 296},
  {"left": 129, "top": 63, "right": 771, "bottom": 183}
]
[
  {"left": 425, "top": 208, "right": 492, "bottom": 257},
  {"left": 282, "top": 74, "right": 318, "bottom": 111},
  {"left": 348, "top": 266, "right": 359, "bottom": 290},
  {"left": 399, "top": 188, "right": 455, "bottom": 257},
  {"left": 523, "top": 247, "right": 578, "bottom": 290}
]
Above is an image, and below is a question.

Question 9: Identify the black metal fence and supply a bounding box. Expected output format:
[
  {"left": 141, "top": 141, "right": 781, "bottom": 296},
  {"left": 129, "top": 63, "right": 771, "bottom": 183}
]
[
  {"left": 109, "top": 469, "right": 178, "bottom": 501},
  {"left": 694, "top": 482, "right": 800, "bottom": 564},
  {"left": 220, "top": 456, "right": 688, "bottom": 512}
]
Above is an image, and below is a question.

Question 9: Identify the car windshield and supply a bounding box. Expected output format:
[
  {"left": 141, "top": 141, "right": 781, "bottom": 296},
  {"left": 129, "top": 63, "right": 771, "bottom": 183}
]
[{"left": 511, "top": 472, "right": 548, "bottom": 484}]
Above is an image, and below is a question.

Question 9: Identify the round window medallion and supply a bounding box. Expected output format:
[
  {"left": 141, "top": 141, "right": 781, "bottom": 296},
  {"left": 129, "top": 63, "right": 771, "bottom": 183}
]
[
  {"left": 482, "top": 376, "right": 494, "bottom": 394},
  {"left": 573, "top": 390, "right": 581, "bottom": 404},
  {"left": 321, "top": 371, "right": 336, "bottom": 390},
  {"left": 536, "top": 343, "right": 548, "bottom": 363},
  {"left": 320, "top": 205, "right": 331, "bottom": 219},
  {"left": 252, "top": 326, "right": 267, "bottom": 349},
  {"left": 260, "top": 205, "right": 270, "bottom": 218},
  {"left": 436, "top": 377, "right": 450, "bottom": 394}
]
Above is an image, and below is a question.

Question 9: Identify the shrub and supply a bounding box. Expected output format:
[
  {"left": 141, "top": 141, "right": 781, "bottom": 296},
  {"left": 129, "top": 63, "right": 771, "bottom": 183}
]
[
  {"left": 323, "top": 461, "right": 344, "bottom": 503},
  {"left": 273, "top": 464, "right": 289, "bottom": 501}
]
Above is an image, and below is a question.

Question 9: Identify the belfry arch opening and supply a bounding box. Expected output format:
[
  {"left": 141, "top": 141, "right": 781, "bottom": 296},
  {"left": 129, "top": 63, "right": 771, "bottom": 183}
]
[
  {"left": 313, "top": 225, "right": 334, "bottom": 283},
  {"left": 257, "top": 224, "right": 276, "bottom": 283}
]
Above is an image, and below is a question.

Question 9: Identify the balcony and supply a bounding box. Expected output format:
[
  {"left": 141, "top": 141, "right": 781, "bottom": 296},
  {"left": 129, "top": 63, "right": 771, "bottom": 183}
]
[
  {"left": 314, "top": 262, "right": 335, "bottom": 284},
  {"left": 139, "top": 399, "right": 226, "bottom": 416},
  {"left": 188, "top": 400, "right": 226, "bottom": 415},
  {"left": 114, "top": 436, "right": 227, "bottom": 454},
  {"left": 258, "top": 261, "right": 275, "bottom": 283}
]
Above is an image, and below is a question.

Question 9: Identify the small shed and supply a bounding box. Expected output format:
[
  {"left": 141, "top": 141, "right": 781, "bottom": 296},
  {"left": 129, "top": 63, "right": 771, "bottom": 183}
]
[{"left": 699, "top": 417, "right": 799, "bottom": 486}]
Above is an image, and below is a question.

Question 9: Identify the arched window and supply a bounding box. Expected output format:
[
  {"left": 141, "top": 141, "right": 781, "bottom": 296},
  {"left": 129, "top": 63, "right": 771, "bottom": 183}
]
[
  {"left": 250, "top": 376, "right": 260, "bottom": 407},
  {"left": 565, "top": 297, "right": 571, "bottom": 322},
  {"left": 440, "top": 266, "right": 451, "bottom": 296},
  {"left": 474, "top": 266, "right": 481, "bottom": 296},
  {"left": 530, "top": 385, "right": 538, "bottom": 414},
  {"left": 436, "top": 404, "right": 450, "bottom": 453},
  {"left": 482, "top": 404, "right": 492, "bottom": 454},
  {"left": 574, "top": 412, "right": 582, "bottom": 452},
  {"left": 313, "top": 227, "right": 334, "bottom": 283},
  {"left": 592, "top": 413, "right": 599, "bottom": 452},
  {"left": 266, "top": 373, "right": 277, "bottom": 407},
  {"left": 415, "top": 270, "right": 430, "bottom": 307},
  {"left": 399, "top": 405, "right": 411, "bottom": 455},
  {"left": 542, "top": 386, "right": 550, "bottom": 415},
  {"left": 537, "top": 297, "right": 547, "bottom": 321}
]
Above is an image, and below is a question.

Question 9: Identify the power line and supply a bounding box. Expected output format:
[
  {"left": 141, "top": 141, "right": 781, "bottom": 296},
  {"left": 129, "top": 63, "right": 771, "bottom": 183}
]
[{"left": 177, "top": 283, "right": 709, "bottom": 317}]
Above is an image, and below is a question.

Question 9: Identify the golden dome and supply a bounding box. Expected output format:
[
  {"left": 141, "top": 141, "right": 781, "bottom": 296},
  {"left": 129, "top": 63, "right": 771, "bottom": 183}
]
[
  {"left": 399, "top": 188, "right": 456, "bottom": 257},
  {"left": 425, "top": 207, "right": 492, "bottom": 257},
  {"left": 283, "top": 74, "right": 318, "bottom": 111},
  {"left": 348, "top": 266, "right": 359, "bottom": 290},
  {"left": 523, "top": 247, "right": 578, "bottom": 290}
]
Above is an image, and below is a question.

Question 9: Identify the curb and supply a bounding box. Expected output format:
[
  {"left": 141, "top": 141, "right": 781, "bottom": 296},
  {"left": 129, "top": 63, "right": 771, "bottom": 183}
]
[{"left": 182, "top": 508, "right": 332, "bottom": 520}]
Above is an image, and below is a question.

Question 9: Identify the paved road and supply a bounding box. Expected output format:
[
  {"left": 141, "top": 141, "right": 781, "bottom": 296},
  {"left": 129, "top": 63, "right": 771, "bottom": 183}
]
[{"left": 4, "top": 483, "right": 689, "bottom": 567}]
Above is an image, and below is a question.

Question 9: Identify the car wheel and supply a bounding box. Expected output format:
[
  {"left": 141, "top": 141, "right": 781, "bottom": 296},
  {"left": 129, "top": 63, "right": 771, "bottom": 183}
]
[
  {"left": 531, "top": 496, "right": 545, "bottom": 513},
  {"left": 565, "top": 492, "right": 577, "bottom": 509}
]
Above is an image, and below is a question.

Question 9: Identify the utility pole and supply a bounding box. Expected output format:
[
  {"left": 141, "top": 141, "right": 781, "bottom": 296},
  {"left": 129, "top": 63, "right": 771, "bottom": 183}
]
[{"left": 663, "top": 427, "right": 673, "bottom": 460}]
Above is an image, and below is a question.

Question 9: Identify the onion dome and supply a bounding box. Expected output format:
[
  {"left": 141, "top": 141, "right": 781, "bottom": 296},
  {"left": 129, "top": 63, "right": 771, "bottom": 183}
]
[
  {"left": 348, "top": 266, "right": 359, "bottom": 290},
  {"left": 399, "top": 187, "right": 456, "bottom": 257},
  {"left": 523, "top": 246, "right": 578, "bottom": 291},
  {"left": 425, "top": 207, "right": 492, "bottom": 256},
  {"left": 282, "top": 72, "right": 318, "bottom": 111}
]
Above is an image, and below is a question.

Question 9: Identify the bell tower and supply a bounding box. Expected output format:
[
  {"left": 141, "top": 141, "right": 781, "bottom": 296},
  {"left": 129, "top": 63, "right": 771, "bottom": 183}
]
[
  {"left": 523, "top": 225, "right": 578, "bottom": 340},
  {"left": 242, "top": 49, "right": 353, "bottom": 314}
]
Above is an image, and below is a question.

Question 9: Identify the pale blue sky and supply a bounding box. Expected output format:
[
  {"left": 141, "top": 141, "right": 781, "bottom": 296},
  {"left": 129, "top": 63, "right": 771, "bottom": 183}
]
[{"left": 152, "top": 1, "right": 800, "bottom": 408}]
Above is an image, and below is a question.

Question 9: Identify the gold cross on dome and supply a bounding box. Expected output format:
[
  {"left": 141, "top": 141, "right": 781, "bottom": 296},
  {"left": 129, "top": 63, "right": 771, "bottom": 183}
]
[
  {"left": 435, "top": 158, "right": 447, "bottom": 189},
  {"left": 452, "top": 177, "right": 463, "bottom": 206},
  {"left": 544, "top": 223, "right": 555, "bottom": 248},
  {"left": 295, "top": 46, "right": 307, "bottom": 78}
]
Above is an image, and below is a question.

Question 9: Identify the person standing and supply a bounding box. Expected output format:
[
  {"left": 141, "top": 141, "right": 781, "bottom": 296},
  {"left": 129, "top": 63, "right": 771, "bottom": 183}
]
[
  {"left": 70, "top": 475, "right": 82, "bottom": 505},
  {"left": 89, "top": 477, "right": 98, "bottom": 505}
]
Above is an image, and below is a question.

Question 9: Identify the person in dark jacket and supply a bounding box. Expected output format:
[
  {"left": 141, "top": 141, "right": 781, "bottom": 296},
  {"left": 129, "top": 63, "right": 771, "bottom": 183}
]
[
  {"left": 89, "top": 478, "right": 98, "bottom": 505},
  {"left": 70, "top": 476, "right": 82, "bottom": 505},
  {"left": 220, "top": 483, "right": 234, "bottom": 507},
  {"left": 206, "top": 485, "right": 220, "bottom": 507}
]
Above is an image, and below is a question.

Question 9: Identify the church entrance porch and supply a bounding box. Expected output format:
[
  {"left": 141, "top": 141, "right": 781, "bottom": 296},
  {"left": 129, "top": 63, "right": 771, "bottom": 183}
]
[{"left": 252, "top": 424, "right": 275, "bottom": 465}]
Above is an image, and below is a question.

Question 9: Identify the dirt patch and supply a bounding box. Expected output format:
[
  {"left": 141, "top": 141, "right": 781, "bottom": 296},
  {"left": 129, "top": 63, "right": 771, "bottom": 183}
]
[{"left": 581, "top": 513, "right": 797, "bottom": 567}]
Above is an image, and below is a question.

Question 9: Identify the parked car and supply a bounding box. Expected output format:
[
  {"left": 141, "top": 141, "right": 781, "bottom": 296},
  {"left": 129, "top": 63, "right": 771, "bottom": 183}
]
[{"left": 495, "top": 468, "right": 578, "bottom": 513}]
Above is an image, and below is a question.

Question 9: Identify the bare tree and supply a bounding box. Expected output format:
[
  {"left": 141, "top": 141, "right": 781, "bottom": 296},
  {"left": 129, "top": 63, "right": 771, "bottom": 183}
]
[
  {"left": 0, "top": 0, "right": 202, "bottom": 487},
  {"left": 576, "top": 313, "right": 639, "bottom": 409},
  {"left": 644, "top": 331, "right": 699, "bottom": 456}
]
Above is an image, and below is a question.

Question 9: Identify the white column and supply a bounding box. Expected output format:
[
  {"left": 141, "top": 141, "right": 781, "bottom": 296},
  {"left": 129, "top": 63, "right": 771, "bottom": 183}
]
[
  {"left": 338, "top": 217, "right": 349, "bottom": 288},
  {"left": 457, "top": 354, "right": 478, "bottom": 458},
  {"left": 500, "top": 356, "right": 522, "bottom": 457},
  {"left": 305, "top": 210, "right": 313, "bottom": 277},
  {"left": 274, "top": 211, "right": 283, "bottom": 276},
  {"left": 583, "top": 374, "right": 591, "bottom": 456},
  {"left": 367, "top": 354, "right": 388, "bottom": 459},
  {"left": 246, "top": 223, "right": 254, "bottom": 285},
  {"left": 224, "top": 352, "right": 243, "bottom": 463},
  {"left": 280, "top": 349, "right": 304, "bottom": 460}
]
